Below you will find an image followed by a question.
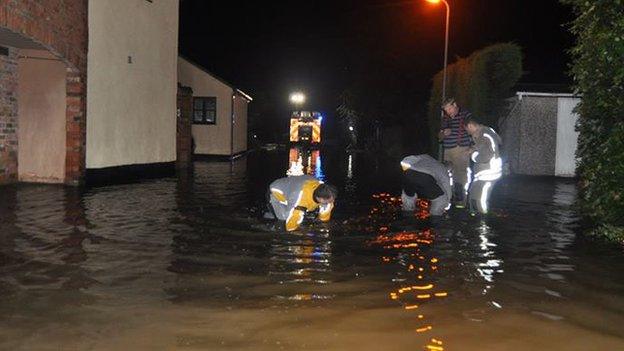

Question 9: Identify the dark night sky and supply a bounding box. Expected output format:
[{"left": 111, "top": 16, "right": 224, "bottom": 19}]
[{"left": 179, "top": 0, "right": 574, "bottom": 134}]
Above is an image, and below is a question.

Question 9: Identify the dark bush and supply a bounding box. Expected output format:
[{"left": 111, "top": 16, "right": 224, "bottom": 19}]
[{"left": 563, "top": 0, "right": 624, "bottom": 242}]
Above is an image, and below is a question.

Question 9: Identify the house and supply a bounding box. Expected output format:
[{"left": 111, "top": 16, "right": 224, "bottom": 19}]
[
  {"left": 499, "top": 91, "right": 581, "bottom": 177},
  {"left": 177, "top": 56, "right": 252, "bottom": 158}
]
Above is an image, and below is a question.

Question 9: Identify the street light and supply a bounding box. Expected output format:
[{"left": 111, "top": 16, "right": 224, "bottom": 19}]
[
  {"left": 426, "top": 0, "right": 450, "bottom": 160},
  {"left": 289, "top": 92, "right": 306, "bottom": 106}
]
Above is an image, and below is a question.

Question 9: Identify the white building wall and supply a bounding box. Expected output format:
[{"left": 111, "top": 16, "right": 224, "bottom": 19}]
[
  {"left": 177, "top": 57, "right": 250, "bottom": 156},
  {"left": 555, "top": 97, "right": 581, "bottom": 177},
  {"left": 86, "top": 0, "right": 179, "bottom": 169},
  {"left": 232, "top": 95, "right": 249, "bottom": 154}
]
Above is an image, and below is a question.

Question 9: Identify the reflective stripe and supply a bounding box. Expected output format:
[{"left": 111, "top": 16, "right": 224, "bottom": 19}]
[
  {"left": 465, "top": 167, "right": 472, "bottom": 193},
  {"left": 474, "top": 157, "right": 503, "bottom": 181},
  {"left": 285, "top": 191, "right": 304, "bottom": 228},
  {"left": 481, "top": 182, "right": 492, "bottom": 213},
  {"left": 483, "top": 133, "right": 497, "bottom": 152},
  {"left": 471, "top": 151, "right": 479, "bottom": 162},
  {"left": 448, "top": 170, "right": 453, "bottom": 187},
  {"left": 271, "top": 188, "right": 288, "bottom": 205}
]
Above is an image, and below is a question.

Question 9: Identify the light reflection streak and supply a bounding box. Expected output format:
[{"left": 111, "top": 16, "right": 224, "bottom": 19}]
[
  {"left": 287, "top": 147, "right": 324, "bottom": 180},
  {"left": 367, "top": 193, "right": 448, "bottom": 350},
  {"left": 476, "top": 223, "right": 503, "bottom": 288},
  {"left": 269, "top": 229, "right": 333, "bottom": 300}
]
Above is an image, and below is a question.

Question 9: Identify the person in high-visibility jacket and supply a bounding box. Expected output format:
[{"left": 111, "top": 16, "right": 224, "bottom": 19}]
[
  {"left": 267, "top": 175, "right": 337, "bottom": 231},
  {"left": 400, "top": 154, "right": 452, "bottom": 224},
  {"left": 464, "top": 117, "right": 503, "bottom": 215}
]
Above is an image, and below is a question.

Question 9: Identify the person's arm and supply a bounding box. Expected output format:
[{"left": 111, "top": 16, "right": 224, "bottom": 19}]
[
  {"left": 285, "top": 207, "right": 305, "bottom": 231},
  {"left": 438, "top": 117, "right": 451, "bottom": 140},
  {"left": 270, "top": 188, "right": 289, "bottom": 220},
  {"left": 471, "top": 134, "right": 494, "bottom": 163},
  {"left": 318, "top": 203, "right": 333, "bottom": 222},
  {"left": 284, "top": 190, "right": 305, "bottom": 231}
]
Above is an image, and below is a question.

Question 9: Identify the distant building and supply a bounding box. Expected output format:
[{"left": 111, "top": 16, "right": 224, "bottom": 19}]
[
  {"left": 0, "top": 0, "right": 87, "bottom": 185},
  {"left": 499, "top": 91, "right": 581, "bottom": 177},
  {"left": 177, "top": 56, "right": 252, "bottom": 158}
]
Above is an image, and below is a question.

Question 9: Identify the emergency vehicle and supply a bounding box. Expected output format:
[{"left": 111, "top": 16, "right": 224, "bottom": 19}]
[{"left": 289, "top": 111, "right": 322, "bottom": 145}]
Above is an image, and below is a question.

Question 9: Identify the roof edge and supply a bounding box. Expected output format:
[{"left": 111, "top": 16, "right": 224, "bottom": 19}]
[{"left": 178, "top": 54, "right": 252, "bottom": 101}]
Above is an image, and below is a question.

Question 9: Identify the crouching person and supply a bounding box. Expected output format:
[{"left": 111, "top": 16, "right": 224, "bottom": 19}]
[
  {"left": 464, "top": 117, "right": 503, "bottom": 215},
  {"left": 400, "top": 154, "right": 452, "bottom": 225},
  {"left": 267, "top": 175, "right": 337, "bottom": 231}
]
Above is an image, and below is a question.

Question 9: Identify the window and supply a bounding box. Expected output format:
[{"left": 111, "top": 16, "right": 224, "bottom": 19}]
[{"left": 193, "top": 97, "right": 217, "bottom": 124}]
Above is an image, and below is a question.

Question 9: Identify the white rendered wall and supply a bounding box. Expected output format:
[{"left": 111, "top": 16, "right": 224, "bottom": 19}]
[
  {"left": 86, "top": 0, "right": 179, "bottom": 169},
  {"left": 178, "top": 57, "right": 234, "bottom": 155},
  {"left": 555, "top": 97, "right": 581, "bottom": 177}
]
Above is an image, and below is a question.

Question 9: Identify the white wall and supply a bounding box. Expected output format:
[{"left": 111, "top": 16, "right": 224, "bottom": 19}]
[
  {"left": 232, "top": 95, "right": 249, "bottom": 154},
  {"left": 555, "top": 97, "right": 581, "bottom": 177},
  {"left": 178, "top": 57, "right": 233, "bottom": 155},
  {"left": 86, "top": 0, "right": 179, "bottom": 169},
  {"left": 17, "top": 49, "right": 66, "bottom": 183}
]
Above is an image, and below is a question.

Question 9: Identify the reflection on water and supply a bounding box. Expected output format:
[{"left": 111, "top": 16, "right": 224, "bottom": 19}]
[
  {"left": 1, "top": 150, "right": 624, "bottom": 350},
  {"left": 369, "top": 193, "right": 448, "bottom": 350},
  {"left": 269, "top": 229, "right": 333, "bottom": 301},
  {"left": 287, "top": 147, "right": 324, "bottom": 180}
]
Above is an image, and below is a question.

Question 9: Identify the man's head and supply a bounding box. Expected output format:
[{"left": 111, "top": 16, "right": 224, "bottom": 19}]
[
  {"left": 464, "top": 116, "right": 482, "bottom": 136},
  {"left": 442, "top": 98, "right": 459, "bottom": 118},
  {"left": 313, "top": 183, "right": 337, "bottom": 204}
]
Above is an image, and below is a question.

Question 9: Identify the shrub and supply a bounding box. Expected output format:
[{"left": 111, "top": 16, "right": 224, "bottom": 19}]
[{"left": 563, "top": 0, "right": 624, "bottom": 243}]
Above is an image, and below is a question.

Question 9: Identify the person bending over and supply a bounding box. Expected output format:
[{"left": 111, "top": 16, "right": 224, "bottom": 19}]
[
  {"left": 267, "top": 175, "right": 337, "bottom": 231},
  {"left": 400, "top": 154, "right": 452, "bottom": 225}
]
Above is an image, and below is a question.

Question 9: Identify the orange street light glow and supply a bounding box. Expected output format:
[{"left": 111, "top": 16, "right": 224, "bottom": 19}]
[{"left": 426, "top": 0, "right": 441, "bottom": 3}]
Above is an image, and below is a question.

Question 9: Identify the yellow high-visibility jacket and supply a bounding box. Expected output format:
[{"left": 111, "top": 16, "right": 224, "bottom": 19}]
[{"left": 268, "top": 175, "right": 333, "bottom": 231}]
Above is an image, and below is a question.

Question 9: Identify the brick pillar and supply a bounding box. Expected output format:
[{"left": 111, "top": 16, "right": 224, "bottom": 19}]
[
  {"left": 65, "top": 69, "right": 86, "bottom": 185},
  {"left": 0, "top": 47, "right": 18, "bottom": 184},
  {"left": 176, "top": 84, "right": 193, "bottom": 169}
]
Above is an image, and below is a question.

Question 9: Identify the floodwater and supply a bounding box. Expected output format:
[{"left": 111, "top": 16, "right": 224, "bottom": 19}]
[{"left": 1, "top": 148, "right": 623, "bottom": 351}]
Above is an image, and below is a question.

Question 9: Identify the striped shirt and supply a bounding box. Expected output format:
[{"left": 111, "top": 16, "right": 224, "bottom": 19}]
[{"left": 440, "top": 108, "right": 472, "bottom": 148}]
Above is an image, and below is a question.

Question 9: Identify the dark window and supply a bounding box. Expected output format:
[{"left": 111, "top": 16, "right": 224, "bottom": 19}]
[{"left": 193, "top": 97, "right": 217, "bottom": 125}]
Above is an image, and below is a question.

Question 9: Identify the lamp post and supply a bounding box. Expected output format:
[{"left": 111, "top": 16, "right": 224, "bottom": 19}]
[{"left": 426, "top": 0, "right": 450, "bottom": 160}]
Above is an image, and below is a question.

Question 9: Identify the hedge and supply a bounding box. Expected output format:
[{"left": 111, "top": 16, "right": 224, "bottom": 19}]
[{"left": 562, "top": 0, "right": 624, "bottom": 242}]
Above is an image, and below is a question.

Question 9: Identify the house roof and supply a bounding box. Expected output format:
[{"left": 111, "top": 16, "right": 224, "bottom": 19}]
[{"left": 178, "top": 54, "right": 253, "bottom": 101}]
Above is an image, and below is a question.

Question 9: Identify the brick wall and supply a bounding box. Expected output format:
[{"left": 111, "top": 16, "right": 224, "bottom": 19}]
[
  {"left": 0, "top": 0, "right": 88, "bottom": 71},
  {"left": 0, "top": 0, "right": 88, "bottom": 184},
  {"left": 177, "top": 85, "right": 193, "bottom": 169},
  {"left": 0, "top": 47, "right": 17, "bottom": 183}
]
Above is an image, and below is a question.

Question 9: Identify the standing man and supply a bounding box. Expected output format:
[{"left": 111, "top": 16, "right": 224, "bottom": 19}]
[
  {"left": 267, "top": 175, "right": 337, "bottom": 231},
  {"left": 400, "top": 155, "right": 452, "bottom": 225},
  {"left": 464, "top": 117, "right": 503, "bottom": 215},
  {"left": 439, "top": 98, "right": 473, "bottom": 207}
]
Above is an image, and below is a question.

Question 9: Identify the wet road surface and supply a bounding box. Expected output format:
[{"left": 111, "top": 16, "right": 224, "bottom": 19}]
[{"left": 1, "top": 149, "right": 623, "bottom": 350}]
